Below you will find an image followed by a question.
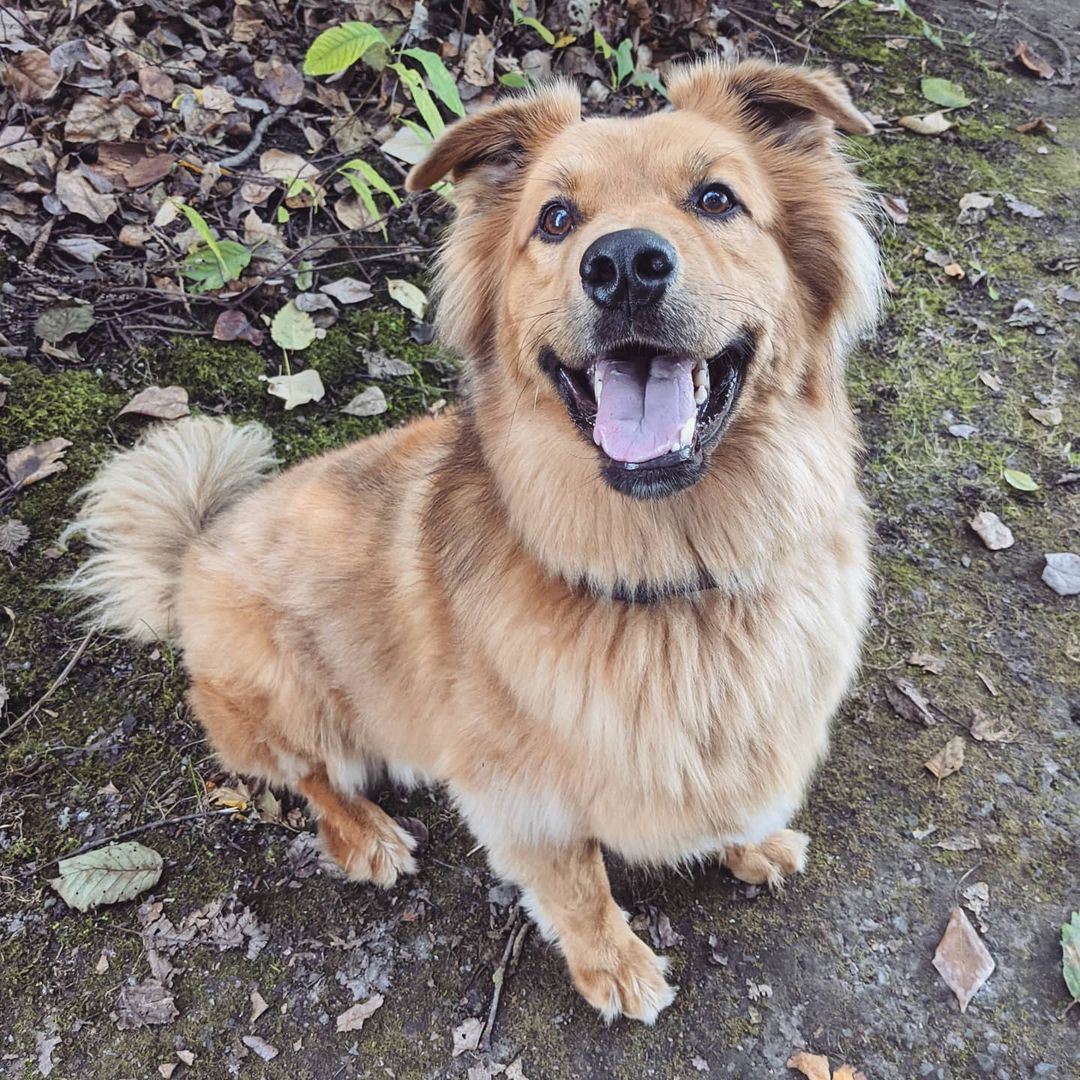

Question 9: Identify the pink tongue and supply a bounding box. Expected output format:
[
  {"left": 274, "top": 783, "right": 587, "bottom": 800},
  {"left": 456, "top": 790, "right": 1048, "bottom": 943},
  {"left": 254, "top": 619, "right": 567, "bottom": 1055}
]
[{"left": 592, "top": 354, "right": 696, "bottom": 464}]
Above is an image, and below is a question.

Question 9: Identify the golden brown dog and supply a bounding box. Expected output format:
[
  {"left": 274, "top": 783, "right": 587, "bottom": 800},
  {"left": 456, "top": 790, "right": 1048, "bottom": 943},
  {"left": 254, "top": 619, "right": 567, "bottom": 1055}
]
[{"left": 66, "top": 58, "right": 881, "bottom": 1023}]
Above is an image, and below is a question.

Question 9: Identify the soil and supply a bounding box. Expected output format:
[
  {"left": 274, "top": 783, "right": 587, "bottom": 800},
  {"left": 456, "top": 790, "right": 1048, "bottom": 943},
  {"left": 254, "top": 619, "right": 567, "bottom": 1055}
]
[{"left": 1, "top": 2, "right": 1078, "bottom": 1078}]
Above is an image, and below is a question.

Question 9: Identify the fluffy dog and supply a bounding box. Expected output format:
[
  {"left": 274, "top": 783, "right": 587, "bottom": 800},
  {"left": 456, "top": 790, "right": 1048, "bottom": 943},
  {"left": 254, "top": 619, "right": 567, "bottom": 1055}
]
[{"left": 66, "top": 59, "right": 881, "bottom": 1023}]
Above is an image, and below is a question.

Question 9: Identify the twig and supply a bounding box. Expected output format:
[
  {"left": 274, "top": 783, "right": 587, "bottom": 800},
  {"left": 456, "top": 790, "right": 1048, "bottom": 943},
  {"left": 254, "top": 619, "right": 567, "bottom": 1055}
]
[
  {"left": 26, "top": 218, "right": 55, "bottom": 269},
  {"left": 479, "top": 906, "right": 528, "bottom": 1052},
  {"left": 216, "top": 107, "right": 288, "bottom": 169},
  {"left": 727, "top": 8, "right": 820, "bottom": 54},
  {"left": 30, "top": 808, "right": 237, "bottom": 873},
  {"left": 2, "top": 629, "right": 96, "bottom": 741}
]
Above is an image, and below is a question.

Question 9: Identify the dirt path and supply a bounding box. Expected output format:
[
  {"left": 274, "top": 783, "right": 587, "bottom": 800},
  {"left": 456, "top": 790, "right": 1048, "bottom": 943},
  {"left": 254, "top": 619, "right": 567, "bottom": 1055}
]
[{"left": 2, "top": 2, "right": 1078, "bottom": 1078}]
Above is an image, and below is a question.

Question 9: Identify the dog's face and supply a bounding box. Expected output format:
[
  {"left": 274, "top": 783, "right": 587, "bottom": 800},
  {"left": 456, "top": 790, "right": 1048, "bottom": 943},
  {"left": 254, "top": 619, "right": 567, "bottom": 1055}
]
[{"left": 408, "top": 61, "right": 879, "bottom": 500}]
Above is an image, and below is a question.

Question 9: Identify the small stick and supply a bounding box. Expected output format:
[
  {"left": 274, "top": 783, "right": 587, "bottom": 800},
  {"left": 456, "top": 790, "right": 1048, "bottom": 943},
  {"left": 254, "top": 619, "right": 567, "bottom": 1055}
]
[
  {"left": 2, "top": 628, "right": 96, "bottom": 740},
  {"left": 479, "top": 906, "right": 528, "bottom": 1051},
  {"left": 29, "top": 808, "right": 237, "bottom": 873},
  {"left": 216, "top": 107, "right": 288, "bottom": 169}
]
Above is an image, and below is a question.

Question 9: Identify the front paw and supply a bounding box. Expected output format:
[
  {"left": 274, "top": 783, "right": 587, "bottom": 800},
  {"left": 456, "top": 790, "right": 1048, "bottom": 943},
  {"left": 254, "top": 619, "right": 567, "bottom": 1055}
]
[{"left": 568, "top": 926, "right": 676, "bottom": 1024}]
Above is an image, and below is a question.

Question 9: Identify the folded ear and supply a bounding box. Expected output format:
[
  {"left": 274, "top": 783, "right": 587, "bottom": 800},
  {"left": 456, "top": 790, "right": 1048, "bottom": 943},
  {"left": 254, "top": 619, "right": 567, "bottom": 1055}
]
[
  {"left": 405, "top": 82, "right": 582, "bottom": 193},
  {"left": 667, "top": 58, "right": 874, "bottom": 143}
]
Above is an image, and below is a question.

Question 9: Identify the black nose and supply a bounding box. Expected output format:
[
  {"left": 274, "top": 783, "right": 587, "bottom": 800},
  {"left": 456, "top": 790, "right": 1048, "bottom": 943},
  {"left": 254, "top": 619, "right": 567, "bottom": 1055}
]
[{"left": 579, "top": 228, "right": 677, "bottom": 311}]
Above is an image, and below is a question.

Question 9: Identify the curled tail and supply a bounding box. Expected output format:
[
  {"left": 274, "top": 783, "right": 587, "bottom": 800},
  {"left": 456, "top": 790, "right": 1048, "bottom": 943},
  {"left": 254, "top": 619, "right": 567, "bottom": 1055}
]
[{"left": 63, "top": 416, "right": 276, "bottom": 643}]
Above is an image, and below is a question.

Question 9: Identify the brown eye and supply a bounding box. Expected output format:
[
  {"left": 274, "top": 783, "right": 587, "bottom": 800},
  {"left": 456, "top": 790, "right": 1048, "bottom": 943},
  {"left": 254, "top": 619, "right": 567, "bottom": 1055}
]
[
  {"left": 695, "top": 184, "right": 736, "bottom": 216},
  {"left": 539, "top": 203, "right": 574, "bottom": 239}
]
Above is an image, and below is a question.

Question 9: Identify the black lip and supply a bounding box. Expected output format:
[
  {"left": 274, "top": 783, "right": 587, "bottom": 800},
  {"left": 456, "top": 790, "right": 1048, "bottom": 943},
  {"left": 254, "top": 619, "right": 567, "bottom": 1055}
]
[{"left": 539, "top": 330, "right": 755, "bottom": 500}]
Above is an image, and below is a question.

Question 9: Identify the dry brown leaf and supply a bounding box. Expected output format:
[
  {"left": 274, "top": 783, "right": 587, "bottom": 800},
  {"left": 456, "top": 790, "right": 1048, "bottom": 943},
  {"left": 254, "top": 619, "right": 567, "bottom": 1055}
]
[
  {"left": 257, "top": 57, "right": 304, "bottom": 106},
  {"left": 786, "top": 1051, "right": 832, "bottom": 1080},
  {"left": 878, "top": 193, "right": 909, "bottom": 224},
  {"left": 1015, "top": 116, "right": 1056, "bottom": 135},
  {"left": 924, "top": 735, "right": 965, "bottom": 780},
  {"left": 213, "top": 310, "right": 265, "bottom": 346},
  {"left": 336, "top": 994, "right": 383, "bottom": 1033},
  {"left": 885, "top": 679, "right": 935, "bottom": 725},
  {"left": 7, "top": 438, "right": 72, "bottom": 491},
  {"left": 969, "top": 709, "right": 1013, "bottom": 743},
  {"left": 933, "top": 907, "right": 994, "bottom": 1012},
  {"left": 899, "top": 111, "right": 952, "bottom": 136},
  {"left": 1028, "top": 406, "right": 1062, "bottom": 427},
  {"left": 138, "top": 66, "right": 175, "bottom": 102},
  {"left": 64, "top": 95, "right": 142, "bottom": 144},
  {"left": 118, "top": 386, "right": 190, "bottom": 421},
  {"left": 452, "top": 1017, "right": 483, "bottom": 1057},
  {"left": 1012, "top": 40, "right": 1054, "bottom": 79},
  {"left": 249, "top": 990, "right": 269, "bottom": 1022},
  {"left": 907, "top": 653, "right": 945, "bottom": 675},
  {"left": 3, "top": 48, "right": 61, "bottom": 102},
  {"left": 463, "top": 31, "right": 495, "bottom": 86},
  {"left": 0, "top": 518, "right": 30, "bottom": 556},
  {"left": 55, "top": 170, "right": 118, "bottom": 224}
]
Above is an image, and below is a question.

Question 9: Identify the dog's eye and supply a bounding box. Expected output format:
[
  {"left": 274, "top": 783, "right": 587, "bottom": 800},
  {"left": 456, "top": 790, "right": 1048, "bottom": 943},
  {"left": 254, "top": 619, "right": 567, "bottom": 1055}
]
[
  {"left": 539, "top": 203, "right": 574, "bottom": 239},
  {"left": 694, "top": 184, "right": 737, "bottom": 217}
]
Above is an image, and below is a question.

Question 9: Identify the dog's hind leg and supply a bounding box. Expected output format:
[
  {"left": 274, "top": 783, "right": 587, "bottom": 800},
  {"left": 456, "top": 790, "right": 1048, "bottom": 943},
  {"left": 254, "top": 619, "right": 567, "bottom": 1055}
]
[
  {"left": 296, "top": 768, "right": 417, "bottom": 888},
  {"left": 722, "top": 829, "right": 809, "bottom": 890}
]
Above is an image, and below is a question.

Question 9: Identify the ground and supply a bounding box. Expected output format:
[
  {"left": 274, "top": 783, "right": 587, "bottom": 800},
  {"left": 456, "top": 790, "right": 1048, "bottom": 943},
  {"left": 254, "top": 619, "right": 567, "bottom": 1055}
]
[{"left": 1, "top": 2, "right": 1078, "bottom": 1078}]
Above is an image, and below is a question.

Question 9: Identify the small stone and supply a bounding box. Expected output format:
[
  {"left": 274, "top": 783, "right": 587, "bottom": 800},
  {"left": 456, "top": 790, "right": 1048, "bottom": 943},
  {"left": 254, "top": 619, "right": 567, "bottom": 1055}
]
[{"left": 969, "top": 512, "right": 1014, "bottom": 551}]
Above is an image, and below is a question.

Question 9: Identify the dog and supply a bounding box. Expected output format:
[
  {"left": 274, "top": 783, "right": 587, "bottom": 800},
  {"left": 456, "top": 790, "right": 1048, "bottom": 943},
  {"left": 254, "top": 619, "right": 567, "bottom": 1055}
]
[{"left": 65, "top": 58, "right": 881, "bottom": 1024}]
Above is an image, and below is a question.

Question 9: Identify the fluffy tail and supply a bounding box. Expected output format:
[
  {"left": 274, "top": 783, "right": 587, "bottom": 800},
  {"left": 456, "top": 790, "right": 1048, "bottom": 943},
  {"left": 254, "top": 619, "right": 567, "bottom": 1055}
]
[{"left": 62, "top": 416, "right": 276, "bottom": 643}]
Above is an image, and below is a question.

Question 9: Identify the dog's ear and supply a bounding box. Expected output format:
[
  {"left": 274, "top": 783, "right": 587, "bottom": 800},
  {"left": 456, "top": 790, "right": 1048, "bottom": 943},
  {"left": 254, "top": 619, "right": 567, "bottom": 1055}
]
[
  {"left": 667, "top": 58, "right": 874, "bottom": 144},
  {"left": 405, "top": 82, "right": 581, "bottom": 193}
]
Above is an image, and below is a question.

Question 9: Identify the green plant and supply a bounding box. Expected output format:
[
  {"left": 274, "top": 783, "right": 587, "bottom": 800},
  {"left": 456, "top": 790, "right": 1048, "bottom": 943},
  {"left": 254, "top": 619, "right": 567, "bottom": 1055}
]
[
  {"left": 593, "top": 30, "right": 668, "bottom": 98},
  {"left": 337, "top": 158, "right": 402, "bottom": 237},
  {"left": 510, "top": 1, "right": 575, "bottom": 48},
  {"left": 174, "top": 201, "right": 251, "bottom": 292}
]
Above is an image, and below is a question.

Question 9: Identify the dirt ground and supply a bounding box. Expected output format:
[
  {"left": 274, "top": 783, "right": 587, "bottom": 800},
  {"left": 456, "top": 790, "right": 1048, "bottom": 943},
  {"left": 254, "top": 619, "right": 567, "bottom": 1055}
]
[{"left": 1, "top": 2, "right": 1078, "bottom": 1078}]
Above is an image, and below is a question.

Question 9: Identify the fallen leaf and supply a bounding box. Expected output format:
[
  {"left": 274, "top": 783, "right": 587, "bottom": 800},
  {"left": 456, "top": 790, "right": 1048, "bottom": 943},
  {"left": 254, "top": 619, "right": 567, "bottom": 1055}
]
[
  {"left": 899, "top": 111, "right": 952, "bottom": 136},
  {"left": 933, "top": 907, "right": 994, "bottom": 1012},
  {"left": 1057, "top": 286, "right": 1080, "bottom": 304},
  {"left": 3, "top": 48, "right": 61, "bottom": 102},
  {"left": 1015, "top": 117, "right": 1056, "bottom": 135},
  {"left": 380, "top": 124, "right": 431, "bottom": 165},
  {"left": 64, "top": 95, "right": 141, "bottom": 143},
  {"left": 1003, "top": 194, "right": 1044, "bottom": 218},
  {"left": 255, "top": 787, "right": 282, "bottom": 824},
  {"left": 7, "top": 438, "right": 72, "bottom": 490},
  {"left": 907, "top": 653, "right": 945, "bottom": 675},
  {"left": 159, "top": 1063, "right": 176, "bottom": 1079},
  {"left": 1028, "top": 406, "right": 1062, "bottom": 427},
  {"left": 976, "top": 671, "right": 998, "bottom": 697},
  {"left": 259, "top": 148, "right": 319, "bottom": 182},
  {"left": 367, "top": 353, "right": 414, "bottom": 378},
  {"left": 387, "top": 278, "right": 428, "bottom": 319},
  {"left": 208, "top": 783, "right": 251, "bottom": 812},
  {"left": 265, "top": 369, "right": 325, "bottom": 411},
  {"left": 970, "top": 710, "right": 1014, "bottom": 743},
  {"left": 957, "top": 191, "right": 993, "bottom": 224},
  {"left": 36, "top": 302, "right": 96, "bottom": 342},
  {"left": 1003, "top": 468, "right": 1039, "bottom": 492},
  {"left": 258, "top": 57, "right": 304, "bottom": 106},
  {"left": 95, "top": 951, "right": 110, "bottom": 974},
  {"left": 948, "top": 424, "right": 976, "bottom": 439},
  {"left": 878, "top": 193, "right": 909, "bottom": 224},
  {"left": 55, "top": 170, "right": 118, "bottom": 223},
  {"left": 271, "top": 302, "right": 318, "bottom": 351},
  {"left": 961, "top": 881, "right": 990, "bottom": 930},
  {"left": 934, "top": 835, "right": 981, "bottom": 851},
  {"left": 0, "top": 518, "right": 30, "bottom": 556},
  {"left": 452, "top": 1017, "right": 484, "bottom": 1057},
  {"left": 213, "top": 309, "right": 264, "bottom": 346},
  {"left": 920, "top": 77, "right": 971, "bottom": 109},
  {"left": 925, "top": 735, "right": 966, "bottom": 780},
  {"left": 116, "top": 979, "right": 178, "bottom": 1030},
  {"left": 241, "top": 1035, "right": 278, "bottom": 1061},
  {"left": 463, "top": 31, "right": 495, "bottom": 87},
  {"left": 969, "top": 511, "right": 1014, "bottom": 551},
  {"left": 335, "top": 193, "right": 379, "bottom": 231},
  {"left": 978, "top": 371, "right": 1003, "bottom": 392},
  {"left": 786, "top": 1051, "right": 831, "bottom": 1080},
  {"left": 1042, "top": 553, "right": 1080, "bottom": 596},
  {"left": 1012, "top": 40, "right": 1054, "bottom": 79},
  {"left": 35, "top": 1032, "right": 60, "bottom": 1077},
  {"left": 320, "top": 277, "right": 374, "bottom": 304},
  {"left": 138, "top": 66, "right": 175, "bottom": 101},
  {"left": 336, "top": 994, "right": 384, "bottom": 1033},
  {"left": 176, "top": 1051, "right": 195, "bottom": 1066},
  {"left": 50, "top": 841, "right": 163, "bottom": 912},
  {"left": 118, "top": 386, "right": 190, "bottom": 421},
  {"left": 885, "top": 679, "right": 935, "bottom": 726},
  {"left": 56, "top": 236, "right": 109, "bottom": 264},
  {"left": 1062, "top": 912, "right": 1080, "bottom": 1005},
  {"left": 342, "top": 386, "right": 388, "bottom": 417}
]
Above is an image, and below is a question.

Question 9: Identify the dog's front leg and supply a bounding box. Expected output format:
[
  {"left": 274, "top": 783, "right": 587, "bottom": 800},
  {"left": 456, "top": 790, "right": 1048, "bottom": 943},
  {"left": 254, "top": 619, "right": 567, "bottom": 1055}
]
[{"left": 486, "top": 837, "right": 675, "bottom": 1024}]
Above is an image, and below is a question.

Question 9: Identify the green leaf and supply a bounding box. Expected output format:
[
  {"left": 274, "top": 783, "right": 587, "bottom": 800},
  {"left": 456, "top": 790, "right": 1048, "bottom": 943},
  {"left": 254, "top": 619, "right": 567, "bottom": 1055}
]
[
  {"left": 271, "top": 301, "right": 317, "bottom": 351},
  {"left": 180, "top": 240, "right": 251, "bottom": 293},
  {"left": 631, "top": 70, "right": 669, "bottom": 100},
  {"left": 613, "top": 39, "right": 634, "bottom": 87},
  {"left": 276, "top": 206, "right": 290, "bottom": 224},
  {"left": 340, "top": 159, "right": 401, "bottom": 207},
  {"left": 499, "top": 71, "right": 529, "bottom": 89},
  {"left": 391, "top": 63, "right": 445, "bottom": 138},
  {"left": 400, "top": 118, "right": 434, "bottom": 144},
  {"left": 174, "top": 200, "right": 220, "bottom": 259},
  {"left": 402, "top": 47, "right": 464, "bottom": 118},
  {"left": 49, "top": 841, "right": 163, "bottom": 912},
  {"left": 593, "top": 28, "right": 613, "bottom": 61},
  {"left": 1003, "top": 467, "right": 1039, "bottom": 492},
  {"left": 1063, "top": 913, "right": 1080, "bottom": 1004},
  {"left": 511, "top": 1, "right": 555, "bottom": 45},
  {"left": 303, "top": 21, "right": 387, "bottom": 76},
  {"left": 387, "top": 278, "right": 429, "bottom": 320},
  {"left": 920, "top": 77, "right": 971, "bottom": 109},
  {"left": 295, "top": 260, "right": 314, "bottom": 291}
]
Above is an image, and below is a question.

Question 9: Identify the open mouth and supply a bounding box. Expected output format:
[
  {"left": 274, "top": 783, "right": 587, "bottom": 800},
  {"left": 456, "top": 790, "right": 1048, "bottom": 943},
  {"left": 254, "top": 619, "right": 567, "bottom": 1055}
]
[{"left": 542, "top": 331, "right": 754, "bottom": 473}]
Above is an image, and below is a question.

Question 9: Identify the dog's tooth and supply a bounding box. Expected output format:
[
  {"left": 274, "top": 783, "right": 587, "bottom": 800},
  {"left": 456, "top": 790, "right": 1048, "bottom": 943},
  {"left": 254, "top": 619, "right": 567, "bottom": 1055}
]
[
  {"left": 680, "top": 416, "right": 696, "bottom": 447},
  {"left": 694, "top": 385, "right": 708, "bottom": 406},
  {"left": 693, "top": 366, "right": 708, "bottom": 389},
  {"left": 594, "top": 376, "right": 603, "bottom": 403}
]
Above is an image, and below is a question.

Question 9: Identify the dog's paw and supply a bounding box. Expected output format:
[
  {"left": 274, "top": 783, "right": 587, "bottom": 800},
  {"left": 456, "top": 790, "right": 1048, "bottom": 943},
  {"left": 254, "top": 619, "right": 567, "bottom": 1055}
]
[
  {"left": 321, "top": 815, "right": 418, "bottom": 888},
  {"left": 570, "top": 930, "right": 676, "bottom": 1025},
  {"left": 723, "top": 828, "right": 809, "bottom": 890}
]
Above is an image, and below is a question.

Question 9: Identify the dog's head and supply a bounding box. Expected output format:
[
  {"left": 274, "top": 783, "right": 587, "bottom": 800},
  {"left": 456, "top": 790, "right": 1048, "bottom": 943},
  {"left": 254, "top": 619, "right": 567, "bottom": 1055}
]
[{"left": 407, "top": 59, "right": 881, "bottom": 501}]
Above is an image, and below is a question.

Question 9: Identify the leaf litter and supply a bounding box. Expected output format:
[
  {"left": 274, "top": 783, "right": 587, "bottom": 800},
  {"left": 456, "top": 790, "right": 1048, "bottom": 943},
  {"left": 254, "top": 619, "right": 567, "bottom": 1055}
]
[{"left": 933, "top": 907, "right": 995, "bottom": 1012}]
